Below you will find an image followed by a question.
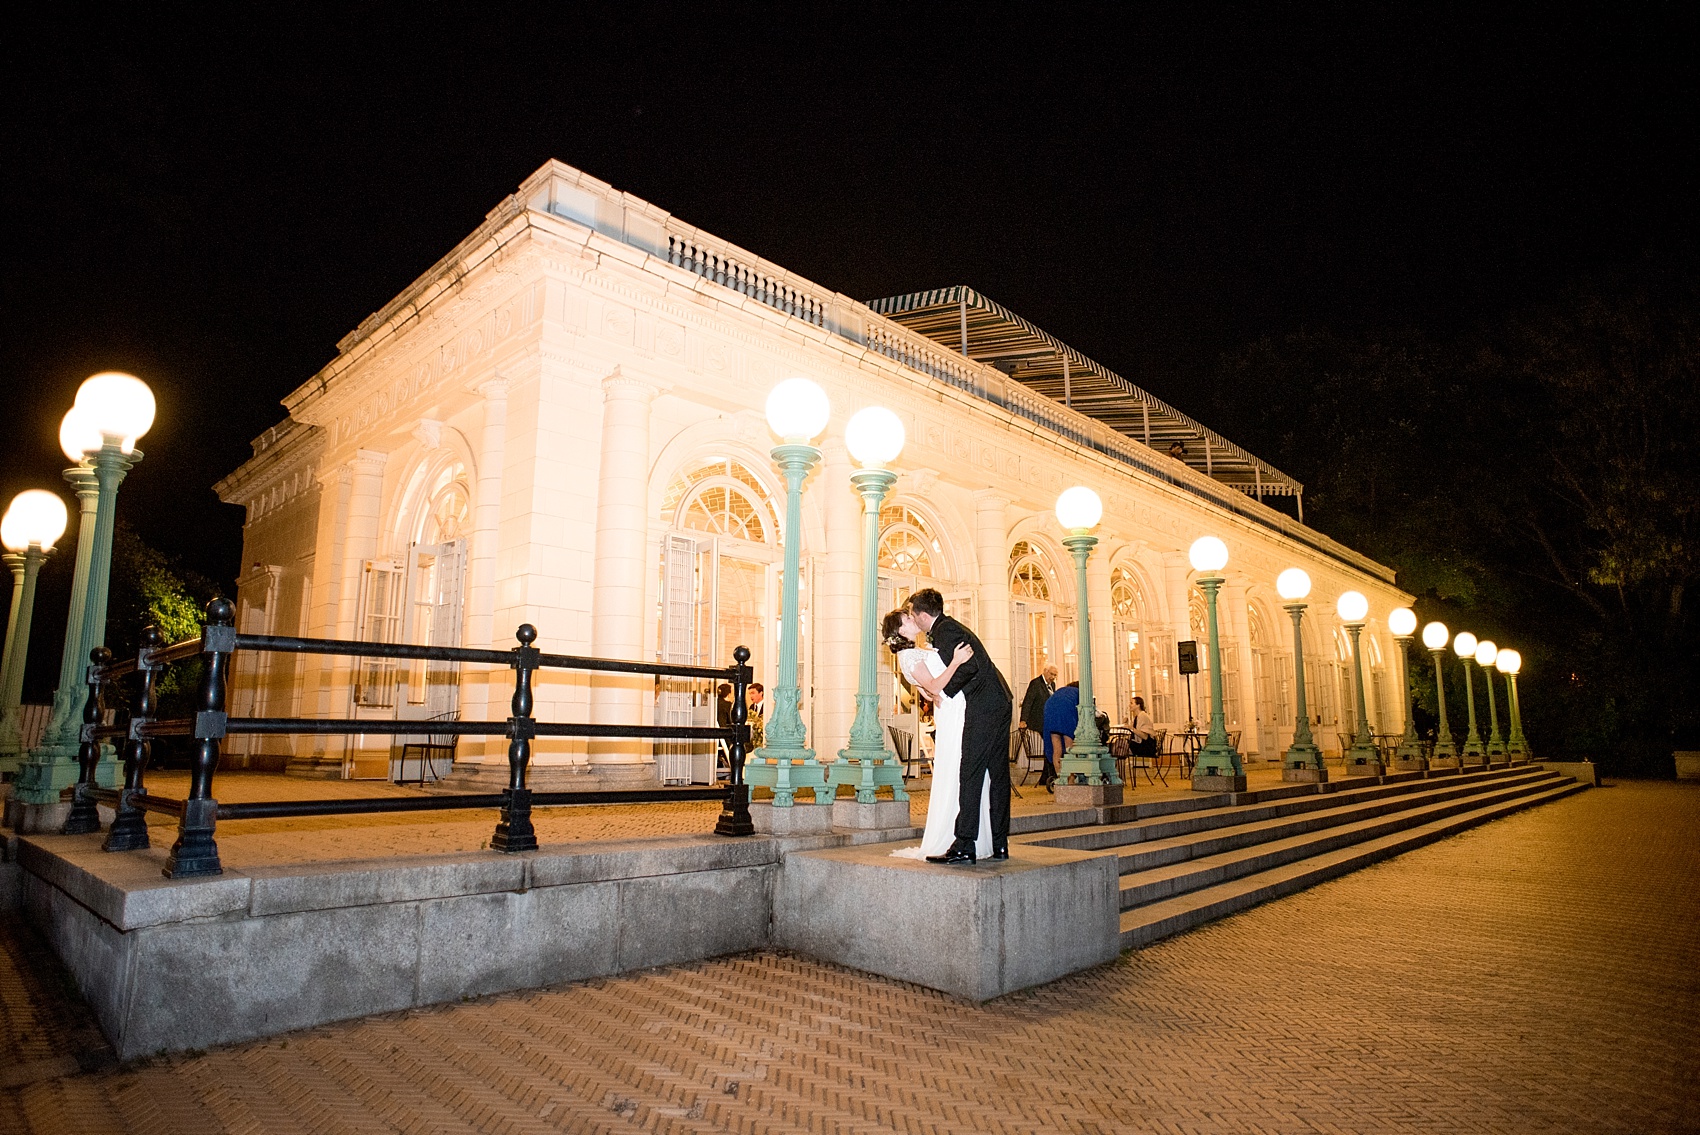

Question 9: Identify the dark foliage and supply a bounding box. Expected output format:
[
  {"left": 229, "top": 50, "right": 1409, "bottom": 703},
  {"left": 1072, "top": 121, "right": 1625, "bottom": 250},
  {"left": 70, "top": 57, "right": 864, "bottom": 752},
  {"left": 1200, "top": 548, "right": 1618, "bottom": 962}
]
[{"left": 1213, "top": 258, "right": 1699, "bottom": 774}]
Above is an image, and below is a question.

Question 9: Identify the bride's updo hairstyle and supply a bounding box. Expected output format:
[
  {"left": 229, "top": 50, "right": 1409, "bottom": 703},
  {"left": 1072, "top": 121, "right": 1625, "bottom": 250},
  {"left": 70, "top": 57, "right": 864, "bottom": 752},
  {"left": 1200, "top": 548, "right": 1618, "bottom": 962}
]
[{"left": 881, "top": 609, "right": 914, "bottom": 654}]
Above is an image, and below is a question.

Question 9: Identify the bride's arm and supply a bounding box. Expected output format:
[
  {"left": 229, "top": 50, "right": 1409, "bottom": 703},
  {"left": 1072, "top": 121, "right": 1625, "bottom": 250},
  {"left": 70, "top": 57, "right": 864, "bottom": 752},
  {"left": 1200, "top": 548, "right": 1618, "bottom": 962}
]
[{"left": 908, "top": 643, "right": 973, "bottom": 700}]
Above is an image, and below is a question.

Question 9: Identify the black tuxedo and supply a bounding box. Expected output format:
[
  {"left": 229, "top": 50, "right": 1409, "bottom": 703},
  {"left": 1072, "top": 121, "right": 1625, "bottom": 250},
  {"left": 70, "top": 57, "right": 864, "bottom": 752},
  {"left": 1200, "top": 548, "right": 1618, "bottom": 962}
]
[
  {"left": 1020, "top": 675, "right": 1054, "bottom": 733},
  {"left": 926, "top": 613, "right": 1014, "bottom": 847}
]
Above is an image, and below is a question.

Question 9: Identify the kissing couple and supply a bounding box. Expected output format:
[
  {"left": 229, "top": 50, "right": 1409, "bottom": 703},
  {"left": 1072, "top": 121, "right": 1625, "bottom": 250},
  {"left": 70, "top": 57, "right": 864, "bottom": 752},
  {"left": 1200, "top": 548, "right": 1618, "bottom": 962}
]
[{"left": 883, "top": 588, "right": 1015, "bottom": 864}]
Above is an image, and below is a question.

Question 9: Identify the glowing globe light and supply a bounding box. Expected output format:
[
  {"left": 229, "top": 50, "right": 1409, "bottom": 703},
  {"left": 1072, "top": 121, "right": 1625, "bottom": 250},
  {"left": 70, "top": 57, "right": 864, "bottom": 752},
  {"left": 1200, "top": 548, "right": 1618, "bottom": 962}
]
[
  {"left": 1453, "top": 631, "right": 1478, "bottom": 658},
  {"left": 843, "top": 406, "right": 905, "bottom": 468},
  {"left": 1475, "top": 640, "right": 1498, "bottom": 667},
  {"left": 1276, "top": 568, "right": 1312, "bottom": 601},
  {"left": 1421, "top": 621, "right": 1449, "bottom": 650},
  {"left": 1, "top": 490, "right": 69, "bottom": 552},
  {"left": 1495, "top": 649, "right": 1521, "bottom": 675},
  {"left": 73, "top": 371, "right": 155, "bottom": 452},
  {"left": 59, "top": 406, "right": 104, "bottom": 462},
  {"left": 1336, "top": 590, "right": 1369, "bottom": 622},
  {"left": 1189, "top": 536, "right": 1229, "bottom": 573},
  {"left": 1388, "top": 607, "right": 1418, "bottom": 637},
  {"left": 1055, "top": 486, "right": 1103, "bottom": 532},
  {"left": 764, "top": 378, "right": 831, "bottom": 443}
]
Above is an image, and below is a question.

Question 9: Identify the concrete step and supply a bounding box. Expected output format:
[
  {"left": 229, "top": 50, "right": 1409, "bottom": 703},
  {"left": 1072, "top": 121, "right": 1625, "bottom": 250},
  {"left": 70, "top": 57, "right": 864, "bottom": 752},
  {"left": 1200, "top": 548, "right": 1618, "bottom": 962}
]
[
  {"left": 1116, "top": 772, "right": 1567, "bottom": 910},
  {"left": 1109, "top": 769, "right": 1563, "bottom": 881},
  {"left": 1023, "top": 766, "right": 1551, "bottom": 854},
  {"left": 1118, "top": 778, "right": 1585, "bottom": 950}
]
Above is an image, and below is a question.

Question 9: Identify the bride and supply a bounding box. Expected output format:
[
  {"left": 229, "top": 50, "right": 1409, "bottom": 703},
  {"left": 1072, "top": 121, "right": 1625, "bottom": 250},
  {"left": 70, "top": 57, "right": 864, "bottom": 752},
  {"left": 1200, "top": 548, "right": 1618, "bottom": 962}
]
[{"left": 882, "top": 608, "right": 993, "bottom": 861}]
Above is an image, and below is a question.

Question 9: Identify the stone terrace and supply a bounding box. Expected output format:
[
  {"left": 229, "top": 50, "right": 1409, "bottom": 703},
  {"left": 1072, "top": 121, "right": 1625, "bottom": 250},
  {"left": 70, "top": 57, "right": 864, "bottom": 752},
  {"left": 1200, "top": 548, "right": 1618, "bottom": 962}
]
[
  {"left": 3, "top": 779, "right": 1695, "bottom": 1134},
  {"left": 71, "top": 767, "right": 1232, "bottom": 867}
]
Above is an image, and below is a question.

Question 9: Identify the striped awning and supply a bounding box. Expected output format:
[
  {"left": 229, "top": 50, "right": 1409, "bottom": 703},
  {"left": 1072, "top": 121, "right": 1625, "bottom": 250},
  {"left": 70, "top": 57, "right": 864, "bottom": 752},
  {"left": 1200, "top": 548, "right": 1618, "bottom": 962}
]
[{"left": 866, "top": 287, "right": 1302, "bottom": 499}]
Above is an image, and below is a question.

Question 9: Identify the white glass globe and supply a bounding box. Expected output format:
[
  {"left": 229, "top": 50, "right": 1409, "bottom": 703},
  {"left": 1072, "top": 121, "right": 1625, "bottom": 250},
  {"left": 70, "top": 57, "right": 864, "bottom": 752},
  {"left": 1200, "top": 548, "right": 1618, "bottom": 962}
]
[
  {"left": 1388, "top": 607, "right": 1418, "bottom": 637},
  {"left": 1474, "top": 640, "right": 1498, "bottom": 667},
  {"left": 844, "top": 406, "right": 905, "bottom": 468},
  {"left": 74, "top": 371, "right": 155, "bottom": 451},
  {"left": 1189, "top": 536, "right": 1229, "bottom": 573},
  {"left": 1495, "top": 649, "right": 1521, "bottom": 675},
  {"left": 1, "top": 490, "right": 69, "bottom": 552},
  {"left": 1421, "top": 621, "right": 1449, "bottom": 650},
  {"left": 1453, "top": 631, "right": 1478, "bottom": 658},
  {"left": 1055, "top": 486, "right": 1103, "bottom": 532},
  {"left": 59, "top": 406, "right": 104, "bottom": 461},
  {"left": 1275, "top": 567, "right": 1312, "bottom": 600},
  {"left": 1336, "top": 590, "right": 1369, "bottom": 622},
  {"left": 764, "top": 378, "right": 831, "bottom": 442}
]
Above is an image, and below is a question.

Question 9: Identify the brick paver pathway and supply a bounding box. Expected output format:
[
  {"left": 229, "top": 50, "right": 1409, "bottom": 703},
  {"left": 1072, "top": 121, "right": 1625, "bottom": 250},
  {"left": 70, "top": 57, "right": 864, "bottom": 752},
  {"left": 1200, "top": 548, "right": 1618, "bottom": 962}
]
[{"left": 6, "top": 780, "right": 1694, "bottom": 1133}]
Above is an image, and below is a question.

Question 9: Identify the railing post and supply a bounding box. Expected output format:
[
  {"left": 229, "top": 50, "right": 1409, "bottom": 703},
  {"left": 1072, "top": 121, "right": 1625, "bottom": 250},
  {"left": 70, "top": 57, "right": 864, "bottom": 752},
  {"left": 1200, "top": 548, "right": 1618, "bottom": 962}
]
[
  {"left": 104, "top": 625, "right": 161, "bottom": 852},
  {"left": 492, "top": 623, "right": 538, "bottom": 852},
  {"left": 715, "top": 645, "right": 755, "bottom": 836},
  {"left": 60, "top": 646, "right": 111, "bottom": 835},
  {"left": 166, "top": 598, "right": 235, "bottom": 878}
]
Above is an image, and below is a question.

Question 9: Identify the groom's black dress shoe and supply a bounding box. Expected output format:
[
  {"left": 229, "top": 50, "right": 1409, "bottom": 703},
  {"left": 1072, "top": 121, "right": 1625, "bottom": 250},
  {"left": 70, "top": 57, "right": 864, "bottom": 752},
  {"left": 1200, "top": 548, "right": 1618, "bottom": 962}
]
[
  {"left": 926, "top": 844, "right": 976, "bottom": 865},
  {"left": 990, "top": 845, "right": 1010, "bottom": 860}
]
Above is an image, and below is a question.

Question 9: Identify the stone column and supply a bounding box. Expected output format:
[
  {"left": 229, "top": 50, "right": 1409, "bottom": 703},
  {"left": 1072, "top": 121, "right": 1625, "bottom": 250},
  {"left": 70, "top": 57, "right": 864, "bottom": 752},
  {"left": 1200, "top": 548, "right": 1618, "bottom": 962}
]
[
  {"left": 317, "top": 451, "right": 385, "bottom": 776},
  {"left": 588, "top": 372, "right": 662, "bottom": 783},
  {"left": 972, "top": 491, "right": 1012, "bottom": 680},
  {"left": 463, "top": 377, "right": 507, "bottom": 766},
  {"left": 815, "top": 438, "right": 859, "bottom": 761}
]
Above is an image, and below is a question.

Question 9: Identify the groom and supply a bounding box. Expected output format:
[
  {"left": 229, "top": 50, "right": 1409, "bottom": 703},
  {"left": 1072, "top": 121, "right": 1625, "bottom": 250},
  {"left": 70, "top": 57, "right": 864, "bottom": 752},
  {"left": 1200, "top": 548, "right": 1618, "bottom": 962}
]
[{"left": 907, "top": 588, "right": 1014, "bottom": 863}]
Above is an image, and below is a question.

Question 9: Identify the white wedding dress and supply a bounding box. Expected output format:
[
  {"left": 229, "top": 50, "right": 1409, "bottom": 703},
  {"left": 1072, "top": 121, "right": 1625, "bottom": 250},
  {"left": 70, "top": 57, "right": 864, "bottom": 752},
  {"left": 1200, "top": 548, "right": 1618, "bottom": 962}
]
[{"left": 890, "top": 648, "right": 993, "bottom": 860}]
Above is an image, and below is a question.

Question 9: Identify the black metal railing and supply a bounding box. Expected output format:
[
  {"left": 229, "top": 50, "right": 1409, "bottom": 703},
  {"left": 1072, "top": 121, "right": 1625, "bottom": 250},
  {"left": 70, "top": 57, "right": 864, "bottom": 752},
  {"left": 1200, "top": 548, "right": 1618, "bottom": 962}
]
[{"left": 60, "top": 598, "right": 755, "bottom": 879}]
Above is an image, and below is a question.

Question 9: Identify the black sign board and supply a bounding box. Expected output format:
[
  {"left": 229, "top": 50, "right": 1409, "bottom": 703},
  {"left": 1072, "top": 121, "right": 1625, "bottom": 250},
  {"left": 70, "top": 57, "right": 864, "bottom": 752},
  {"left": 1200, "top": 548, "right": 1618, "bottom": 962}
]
[{"left": 1177, "top": 640, "right": 1200, "bottom": 675}]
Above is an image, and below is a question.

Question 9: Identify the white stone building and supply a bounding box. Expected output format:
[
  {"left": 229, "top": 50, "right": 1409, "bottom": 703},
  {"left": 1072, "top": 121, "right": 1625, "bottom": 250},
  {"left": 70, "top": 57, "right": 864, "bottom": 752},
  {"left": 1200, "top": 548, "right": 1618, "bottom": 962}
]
[{"left": 214, "top": 159, "right": 1411, "bottom": 785}]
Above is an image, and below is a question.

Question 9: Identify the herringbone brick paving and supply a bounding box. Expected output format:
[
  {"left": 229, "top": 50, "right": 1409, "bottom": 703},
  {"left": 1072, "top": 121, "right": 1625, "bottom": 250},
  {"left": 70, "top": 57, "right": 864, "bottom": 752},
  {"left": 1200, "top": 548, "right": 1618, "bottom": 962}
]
[{"left": 4, "top": 780, "right": 1695, "bottom": 1133}]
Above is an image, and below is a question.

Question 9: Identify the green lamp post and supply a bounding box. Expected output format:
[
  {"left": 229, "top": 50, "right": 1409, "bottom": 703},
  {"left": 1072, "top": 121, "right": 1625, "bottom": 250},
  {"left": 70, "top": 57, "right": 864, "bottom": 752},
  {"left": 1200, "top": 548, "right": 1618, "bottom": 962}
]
[
  {"left": 1188, "top": 536, "right": 1245, "bottom": 792},
  {"left": 1422, "top": 621, "right": 1458, "bottom": 769},
  {"left": 1453, "top": 630, "right": 1485, "bottom": 765},
  {"left": 745, "top": 377, "right": 832, "bottom": 810},
  {"left": 0, "top": 491, "right": 69, "bottom": 778},
  {"left": 1475, "top": 639, "right": 1507, "bottom": 761},
  {"left": 831, "top": 405, "right": 909, "bottom": 808},
  {"left": 1388, "top": 606, "right": 1426, "bottom": 771},
  {"left": 1337, "top": 591, "right": 1382, "bottom": 776},
  {"left": 1054, "top": 486, "right": 1121, "bottom": 805},
  {"left": 1276, "top": 567, "right": 1324, "bottom": 782},
  {"left": 1497, "top": 648, "right": 1530, "bottom": 759},
  {"left": 12, "top": 374, "right": 153, "bottom": 826}
]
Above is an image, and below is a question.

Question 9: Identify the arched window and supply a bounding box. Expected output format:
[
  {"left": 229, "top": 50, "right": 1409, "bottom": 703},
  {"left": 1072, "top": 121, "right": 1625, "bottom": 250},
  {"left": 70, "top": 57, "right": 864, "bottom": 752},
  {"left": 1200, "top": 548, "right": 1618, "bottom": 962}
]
[
  {"left": 664, "top": 457, "right": 779, "bottom": 545},
  {"left": 1110, "top": 566, "right": 1144, "bottom": 619},
  {"left": 419, "top": 464, "right": 471, "bottom": 544},
  {"left": 878, "top": 504, "right": 938, "bottom": 577},
  {"left": 1110, "top": 565, "right": 1166, "bottom": 724},
  {"left": 656, "top": 456, "right": 786, "bottom": 783},
  {"left": 1009, "top": 541, "right": 1054, "bottom": 602}
]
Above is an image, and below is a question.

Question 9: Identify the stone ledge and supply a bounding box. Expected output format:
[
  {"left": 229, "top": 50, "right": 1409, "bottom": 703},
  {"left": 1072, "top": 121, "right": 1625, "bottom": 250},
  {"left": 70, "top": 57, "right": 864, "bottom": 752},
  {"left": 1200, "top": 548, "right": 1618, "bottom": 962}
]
[
  {"left": 774, "top": 841, "right": 1119, "bottom": 1001},
  {"left": 17, "top": 836, "right": 253, "bottom": 930}
]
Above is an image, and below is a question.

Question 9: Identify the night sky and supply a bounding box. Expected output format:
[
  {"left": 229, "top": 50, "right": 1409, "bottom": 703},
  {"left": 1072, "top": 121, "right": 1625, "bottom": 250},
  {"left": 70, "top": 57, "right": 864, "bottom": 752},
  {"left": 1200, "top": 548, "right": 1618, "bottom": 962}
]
[{"left": 2, "top": 3, "right": 1694, "bottom": 591}]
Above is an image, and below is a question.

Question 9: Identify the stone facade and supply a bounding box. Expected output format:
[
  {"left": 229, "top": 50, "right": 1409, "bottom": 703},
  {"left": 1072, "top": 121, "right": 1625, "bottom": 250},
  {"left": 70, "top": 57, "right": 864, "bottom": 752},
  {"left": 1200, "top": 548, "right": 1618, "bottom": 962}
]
[{"left": 214, "top": 159, "right": 1412, "bottom": 785}]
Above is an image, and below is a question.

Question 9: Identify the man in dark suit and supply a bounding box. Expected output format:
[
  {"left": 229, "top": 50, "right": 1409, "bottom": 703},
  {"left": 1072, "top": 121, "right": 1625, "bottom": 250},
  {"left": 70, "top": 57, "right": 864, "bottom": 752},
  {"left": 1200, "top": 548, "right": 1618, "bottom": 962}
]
[
  {"left": 907, "top": 588, "right": 1014, "bottom": 863},
  {"left": 1020, "top": 665, "right": 1058, "bottom": 786}
]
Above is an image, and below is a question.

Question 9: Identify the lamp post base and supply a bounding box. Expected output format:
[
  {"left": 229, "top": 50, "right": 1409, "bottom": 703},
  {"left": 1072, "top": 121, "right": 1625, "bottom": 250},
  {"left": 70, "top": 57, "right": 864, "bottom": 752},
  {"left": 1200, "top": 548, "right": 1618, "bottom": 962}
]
[
  {"left": 831, "top": 798, "right": 912, "bottom": 830},
  {"left": 1054, "top": 781, "right": 1124, "bottom": 808},
  {"left": 1343, "top": 756, "right": 1384, "bottom": 778},
  {"left": 1282, "top": 765, "right": 1328, "bottom": 783},
  {"left": 1392, "top": 755, "right": 1429, "bottom": 773},
  {"left": 1192, "top": 771, "right": 1248, "bottom": 793},
  {"left": 750, "top": 799, "right": 836, "bottom": 836}
]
